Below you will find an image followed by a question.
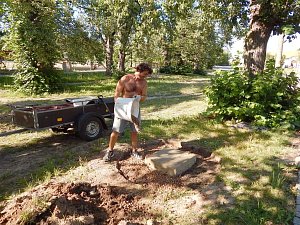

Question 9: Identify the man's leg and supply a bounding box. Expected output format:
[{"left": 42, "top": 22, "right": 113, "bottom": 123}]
[
  {"left": 131, "top": 131, "right": 138, "bottom": 152},
  {"left": 103, "top": 132, "right": 118, "bottom": 162},
  {"left": 109, "top": 131, "right": 119, "bottom": 150},
  {"left": 103, "top": 117, "right": 124, "bottom": 162},
  {"left": 131, "top": 131, "right": 143, "bottom": 159}
]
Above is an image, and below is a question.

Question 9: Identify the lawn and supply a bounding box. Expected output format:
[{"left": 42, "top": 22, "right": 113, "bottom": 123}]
[{"left": 0, "top": 71, "right": 298, "bottom": 224}]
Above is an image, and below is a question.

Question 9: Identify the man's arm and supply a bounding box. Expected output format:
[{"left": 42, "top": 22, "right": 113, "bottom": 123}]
[
  {"left": 114, "top": 77, "right": 125, "bottom": 101},
  {"left": 140, "top": 83, "right": 148, "bottom": 102}
]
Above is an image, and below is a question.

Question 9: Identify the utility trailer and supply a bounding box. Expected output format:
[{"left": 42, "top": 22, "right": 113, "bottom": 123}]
[{"left": 10, "top": 96, "right": 114, "bottom": 141}]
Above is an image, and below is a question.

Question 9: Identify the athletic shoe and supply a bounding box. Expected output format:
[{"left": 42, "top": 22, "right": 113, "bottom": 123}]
[
  {"left": 131, "top": 151, "right": 142, "bottom": 160},
  {"left": 103, "top": 150, "right": 114, "bottom": 162}
]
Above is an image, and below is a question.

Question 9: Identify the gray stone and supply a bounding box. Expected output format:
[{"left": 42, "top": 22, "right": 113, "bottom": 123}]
[
  {"left": 294, "top": 216, "right": 300, "bottom": 225},
  {"left": 295, "top": 156, "right": 300, "bottom": 166},
  {"left": 297, "top": 204, "right": 300, "bottom": 215},
  {"left": 145, "top": 149, "right": 197, "bottom": 176}
]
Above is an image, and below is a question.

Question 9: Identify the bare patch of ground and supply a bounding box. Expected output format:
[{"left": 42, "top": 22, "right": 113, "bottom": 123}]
[
  {"left": 0, "top": 138, "right": 229, "bottom": 224},
  {"left": 0, "top": 182, "right": 151, "bottom": 225}
]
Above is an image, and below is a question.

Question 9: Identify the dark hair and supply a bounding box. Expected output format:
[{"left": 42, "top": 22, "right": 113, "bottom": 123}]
[{"left": 136, "top": 63, "right": 153, "bottom": 74}]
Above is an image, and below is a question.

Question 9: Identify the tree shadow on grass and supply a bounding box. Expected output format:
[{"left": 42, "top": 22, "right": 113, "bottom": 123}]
[
  {"left": 141, "top": 115, "right": 272, "bottom": 152},
  {"left": 201, "top": 155, "right": 296, "bottom": 224},
  {"left": 119, "top": 115, "right": 295, "bottom": 224},
  {"left": 0, "top": 130, "right": 110, "bottom": 201}
]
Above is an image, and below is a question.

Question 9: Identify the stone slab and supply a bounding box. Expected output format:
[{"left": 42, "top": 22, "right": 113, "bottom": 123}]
[
  {"left": 295, "top": 156, "right": 300, "bottom": 167},
  {"left": 145, "top": 149, "right": 197, "bottom": 176},
  {"left": 297, "top": 204, "right": 300, "bottom": 215},
  {"left": 294, "top": 216, "right": 300, "bottom": 225}
]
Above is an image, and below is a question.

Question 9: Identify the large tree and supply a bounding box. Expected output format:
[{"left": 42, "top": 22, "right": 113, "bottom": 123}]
[
  {"left": 174, "top": 10, "right": 223, "bottom": 70},
  {"left": 5, "top": 0, "right": 60, "bottom": 94},
  {"left": 244, "top": 0, "right": 300, "bottom": 76},
  {"left": 115, "top": 0, "right": 141, "bottom": 72},
  {"left": 74, "top": 0, "right": 117, "bottom": 76},
  {"left": 76, "top": 0, "right": 143, "bottom": 75},
  {"left": 56, "top": 1, "right": 104, "bottom": 67},
  {"left": 199, "top": 0, "right": 300, "bottom": 75}
]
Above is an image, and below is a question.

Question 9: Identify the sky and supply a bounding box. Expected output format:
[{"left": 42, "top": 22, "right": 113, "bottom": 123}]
[{"left": 230, "top": 34, "right": 300, "bottom": 58}]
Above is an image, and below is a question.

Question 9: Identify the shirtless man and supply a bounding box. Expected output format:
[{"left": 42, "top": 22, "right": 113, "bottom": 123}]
[{"left": 103, "top": 63, "right": 153, "bottom": 162}]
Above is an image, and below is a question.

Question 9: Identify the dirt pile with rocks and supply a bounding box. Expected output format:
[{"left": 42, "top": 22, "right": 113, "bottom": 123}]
[
  {"left": 0, "top": 182, "right": 153, "bottom": 225},
  {"left": 0, "top": 139, "right": 225, "bottom": 225}
]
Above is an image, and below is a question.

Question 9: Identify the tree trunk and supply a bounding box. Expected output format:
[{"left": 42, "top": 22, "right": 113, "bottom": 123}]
[
  {"left": 244, "top": 3, "right": 273, "bottom": 77},
  {"left": 118, "top": 49, "right": 126, "bottom": 72},
  {"left": 163, "top": 45, "right": 171, "bottom": 66},
  {"left": 193, "top": 62, "right": 200, "bottom": 70},
  {"left": 105, "top": 36, "right": 114, "bottom": 76},
  {"left": 275, "top": 34, "right": 285, "bottom": 68}
]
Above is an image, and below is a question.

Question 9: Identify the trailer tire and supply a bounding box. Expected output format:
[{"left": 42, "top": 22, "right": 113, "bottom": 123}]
[{"left": 78, "top": 116, "right": 103, "bottom": 141}]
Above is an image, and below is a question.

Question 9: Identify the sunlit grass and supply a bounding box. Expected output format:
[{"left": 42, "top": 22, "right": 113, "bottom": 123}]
[{"left": 132, "top": 114, "right": 297, "bottom": 224}]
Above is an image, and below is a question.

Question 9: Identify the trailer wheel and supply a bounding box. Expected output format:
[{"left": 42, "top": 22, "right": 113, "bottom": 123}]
[{"left": 78, "top": 116, "right": 103, "bottom": 141}]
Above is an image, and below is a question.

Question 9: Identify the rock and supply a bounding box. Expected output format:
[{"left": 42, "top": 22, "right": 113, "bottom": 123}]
[
  {"left": 118, "top": 220, "right": 128, "bottom": 225},
  {"left": 295, "top": 156, "right": 300, "bottom": 166},
  {"left": 145, "top": 149, "right": 197, "bottom": 176},
  {"left": 147, "top": 219, "right": 159, "bottom": 225},
  {"left": 180, "top": 142, "right": 211, "bottom": 158},
  {"left": 166, "top": 139, "right": 182, "bottom": 148},
  {"left": 294, "top": 216, "right": 300, "bottom": 225},
  {"left": 297, "top": 204, "right": 300, "bottom": 215},
  {"left": 79, "top": 215, "right": 94, "bottom": 224}
]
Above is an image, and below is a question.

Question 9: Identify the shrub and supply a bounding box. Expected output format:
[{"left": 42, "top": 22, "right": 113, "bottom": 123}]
[
  {"left": 193, "top": 68, "right": 207, "bottom": 75},
  {"left": 205, "top": 60, "right": 300, "bottom": 128},
  {"left": 159, "top": 64, "right": 194, "bottom": 75},
  {"left": 14, "top": 66, "right": 62, "bottom": 95},
  {"left": 112, "top": 69, "right": 126, "bottom": 80}
]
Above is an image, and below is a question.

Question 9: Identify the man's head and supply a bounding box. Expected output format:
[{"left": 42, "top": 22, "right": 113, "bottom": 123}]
[{"left": 135, "top": 63, "right": 153, "bottom": 79}]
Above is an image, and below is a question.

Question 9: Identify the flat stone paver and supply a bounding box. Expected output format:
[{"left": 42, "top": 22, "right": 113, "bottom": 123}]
[
  {"left": 294, "top": 216, "right": 300, "bottom": 225},
  {"left": 297, "top": 204, "right": 300, "bottom": 215},
  {"left": 145, "top": 149, "right": 197, "bottom": 176},
  {"left": 295, "top": 156, "right": 300, "bottom": 167},
  {"left": 294, "top": 163, "right": 300, "bottom": 224}
]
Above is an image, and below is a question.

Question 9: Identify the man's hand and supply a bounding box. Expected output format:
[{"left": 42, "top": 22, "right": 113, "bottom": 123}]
[{"left": 134, "top": 95, "right": 141, "bottom": 102}]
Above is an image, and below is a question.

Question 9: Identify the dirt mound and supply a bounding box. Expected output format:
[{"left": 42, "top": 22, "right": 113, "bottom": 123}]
[
  {"left": 0, "top": 139, "right": 225, "bottom": 224},
  {"left": 0, "top": 182, "right": 152, "bottom": 225}
]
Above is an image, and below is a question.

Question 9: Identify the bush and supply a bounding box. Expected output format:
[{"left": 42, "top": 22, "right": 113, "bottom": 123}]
[
  {"left": 159, "top": 64, "right": 194, "bottom": 75},
  {"left": 112, "top": 69, "right": 126, "bottom": 80},
  {"left": 205, "top": 60, "right": 300, "bottom": 128},
  {"left": 193, "top": 68, "right": 207, "bottom": 75},
  {"left": 14, "top": 66, "right": 62, "bottom": 95}
]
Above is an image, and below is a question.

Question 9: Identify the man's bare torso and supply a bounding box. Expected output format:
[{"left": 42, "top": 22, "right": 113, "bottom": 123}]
[{"left": 115, "top": 74, "right": 147, "bottom": 100}]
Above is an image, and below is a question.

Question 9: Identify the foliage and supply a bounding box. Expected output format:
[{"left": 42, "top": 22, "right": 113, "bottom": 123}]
[
  {"left": 215, "top": 51, "right": 230, "bottom": 66},
  {"left": 192, "top": 67, "right": 207, "bottom": 75},
  {"left": 112, "top": 68, "right": 126, "bottom": 81},
  {"left": 56, "top": 2, "right": 104, "bottom": 64},
  {"left": 14, "top": 67, "right": 61, "bottom": 95},
  {"left": 205, "top": 59, "right": 300, "bottom": 128},
  {"left": 74, "top": 0, "right": 144, "bottom": 75},
  {"left": 173, "top": 9, "right": 223, "bottom": 70},
  {"left": 5, "top": 0, "right": 60, "bottom": 94},
  {"left": 159, "top": 64, "right": 192, "bottom": 75}
]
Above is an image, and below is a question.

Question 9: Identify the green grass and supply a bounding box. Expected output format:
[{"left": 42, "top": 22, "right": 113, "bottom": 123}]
[
  {"left": 132, "top": 115, "right": 296, "bottom": 224},
  {"left": 0, "top": 71, "right": 297, "bottom": 224}
]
